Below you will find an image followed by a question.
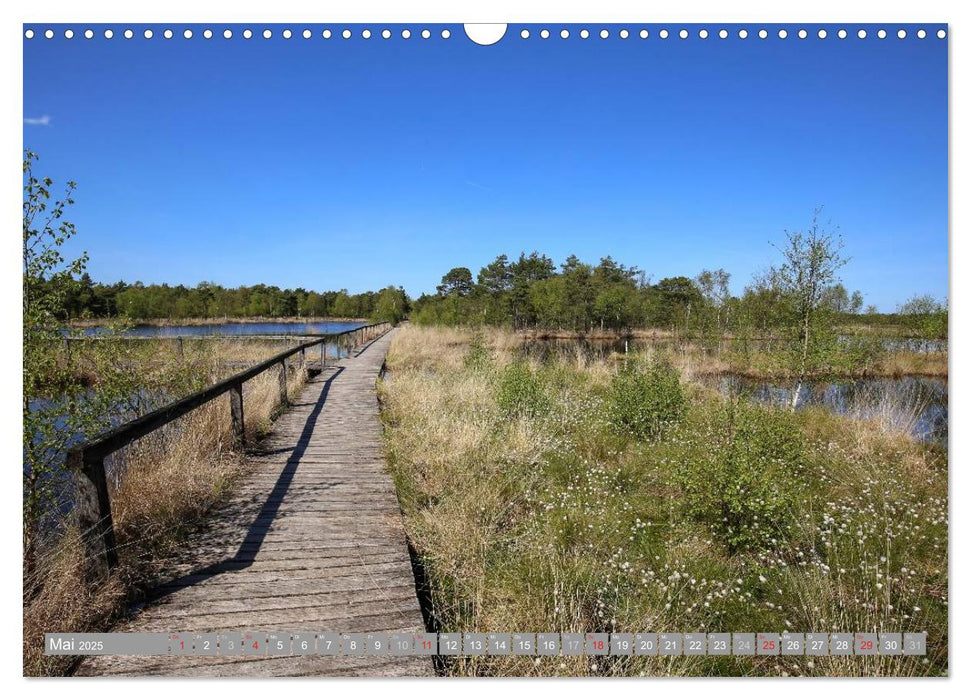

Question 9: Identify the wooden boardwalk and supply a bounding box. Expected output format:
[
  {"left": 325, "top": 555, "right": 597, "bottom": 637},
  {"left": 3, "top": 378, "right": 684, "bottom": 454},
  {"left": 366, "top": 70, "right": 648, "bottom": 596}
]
[{"left": 78, "top": 329, "right": 432, "bottom": 677}]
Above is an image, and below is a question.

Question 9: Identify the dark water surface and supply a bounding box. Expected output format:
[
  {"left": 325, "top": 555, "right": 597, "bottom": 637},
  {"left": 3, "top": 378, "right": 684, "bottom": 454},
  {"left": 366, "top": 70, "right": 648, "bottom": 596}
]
[
  {"left": 523, "top": 338, "right": 947, "bottom": 444},
  {"left": 703, "top": 375, "right": 947, "bottom": 444},
  {"left": 524, "top": 335, "right": 946, "bottom": 360}
]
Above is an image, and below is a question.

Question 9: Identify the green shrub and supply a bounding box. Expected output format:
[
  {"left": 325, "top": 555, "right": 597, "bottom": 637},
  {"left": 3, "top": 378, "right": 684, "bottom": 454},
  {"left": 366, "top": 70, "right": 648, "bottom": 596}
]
[
  {"left": 464, "top": 332, "right": 493, "bottom": 372},
  {"left": 679, "top": 401, "right": 804, "bottom": 554},
  {"left": 607, "top": 359, "right": 685, "bottom": 440},
  {"left": 496, "top": 362, "right": 549, "bottom": 419}
]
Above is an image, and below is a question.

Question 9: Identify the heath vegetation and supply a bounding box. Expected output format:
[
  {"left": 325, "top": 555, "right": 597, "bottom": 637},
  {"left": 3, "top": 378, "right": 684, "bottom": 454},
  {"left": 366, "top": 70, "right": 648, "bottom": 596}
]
[{"left": 380, "top": 326, "right": 947, "bottom": 677}]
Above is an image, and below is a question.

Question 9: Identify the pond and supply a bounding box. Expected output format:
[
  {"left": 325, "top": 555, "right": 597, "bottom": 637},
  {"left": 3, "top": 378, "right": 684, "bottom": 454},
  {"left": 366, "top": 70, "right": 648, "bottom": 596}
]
[
  {"left": 522, "top": 334, "right": 947, "bottom": 361},
  {"left": 74, "top": 320, "right": 365, "bottom": 337},
  {"left": 702, "top": 374, "right": 948, "bottom": 444},
  {"left": 521, "top": 338, "right": 947, "bottom": 444}
]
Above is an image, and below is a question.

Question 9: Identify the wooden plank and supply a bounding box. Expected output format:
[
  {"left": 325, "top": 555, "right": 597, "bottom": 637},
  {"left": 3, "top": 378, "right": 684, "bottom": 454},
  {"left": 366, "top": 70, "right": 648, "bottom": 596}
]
[{"left": 77, "top": 329, "right": 431, "bottom": 677}]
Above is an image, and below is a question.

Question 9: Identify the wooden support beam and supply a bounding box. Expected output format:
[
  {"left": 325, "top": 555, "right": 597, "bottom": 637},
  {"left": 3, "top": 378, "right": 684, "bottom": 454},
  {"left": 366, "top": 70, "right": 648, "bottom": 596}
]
[
  {"left": 230, "top": 382, "right": 244, "bottom": 447},
  {"left": 67, "top": 450, "right": 118, "bottom": 578}
]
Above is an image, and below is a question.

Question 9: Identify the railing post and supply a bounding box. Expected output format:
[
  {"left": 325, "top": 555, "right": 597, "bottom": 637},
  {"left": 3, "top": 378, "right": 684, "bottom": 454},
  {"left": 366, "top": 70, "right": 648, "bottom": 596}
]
[
  {"left": 320, "top": 340, "right": 325, "bottom": 368},
  {"left": 177, "top": 336, "right": 184, "bottom": 359},
  {"left": 229, "top": 382, "right": 244, "bottom": 447},
  {"left": 278, "top": 360, "right": 288, "bottom": 406},
  {"left": 67, "top": 449, "right": 118, "bottom": 578}
]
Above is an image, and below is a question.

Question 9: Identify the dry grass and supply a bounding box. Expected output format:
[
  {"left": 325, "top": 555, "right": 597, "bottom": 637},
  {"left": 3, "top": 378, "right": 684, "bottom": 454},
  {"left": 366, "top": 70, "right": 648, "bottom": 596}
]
[
  {"left": 23, "top": 350, "right": 311, "bottom": 676},
  {"left": 380, "top": 327, "right": 947, "bottom": 677},
  {"left": 662, "top": 345, "right": 947, "bottom": 381}
]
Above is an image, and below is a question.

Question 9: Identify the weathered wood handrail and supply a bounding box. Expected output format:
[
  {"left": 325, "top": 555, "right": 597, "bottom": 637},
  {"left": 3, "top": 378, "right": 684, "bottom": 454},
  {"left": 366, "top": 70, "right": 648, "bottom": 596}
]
[{"left": 65, "top": 321, "right": 393, "bottom": 578}]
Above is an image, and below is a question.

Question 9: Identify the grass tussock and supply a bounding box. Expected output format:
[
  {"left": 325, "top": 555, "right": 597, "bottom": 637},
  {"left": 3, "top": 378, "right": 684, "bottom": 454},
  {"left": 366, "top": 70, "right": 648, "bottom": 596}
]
[
  {"left": 380, "top": 326, "right": 947, "bottom": 677},
  {"left": 668, "top": 345, "right": 947, "bottom": 381},
  {"left": 24, "top": 351, "right": 310, "bottom": 676}
]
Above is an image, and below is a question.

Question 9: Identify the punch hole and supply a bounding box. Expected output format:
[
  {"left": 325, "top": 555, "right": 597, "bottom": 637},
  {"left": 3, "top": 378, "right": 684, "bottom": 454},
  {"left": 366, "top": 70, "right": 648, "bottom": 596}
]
[
  {"left": 243, "top": 29, "right": 253, "bottom": 39},
  {"left": 858, "top": 29, "right": 867, "bottom": 39},
  {"left": 303, "top": 29, "right": 312, "bottom": 39},
  {"left": 937, "top": 29, "right": 946, "bottom": 39},
  {"left": 184, "top": 29, "right": 193, "bottom": 39},
  {"left": 464, "top": 23, "right": 507, "bottom": 45},
  {"left": 581, "top": 29, "right": 590, "bottom": 39},
  {"left": 897, "top": 29, "right": 907, "bottom": 39},
  {"left": 283, "top": 29, "right": 292, "bottom": 39},
  {"left": 520, "top": 29, "right": 529, "bottom": 39},
  {"left": 144, "top": 29, "right": 153, "bottom": 39},
  {"left": 364, "top": 29, "right": 373, "bottom": 39},
  {"left": 263, "top": 29, "right": 272, "bottom": 39},
  {"left": 878, "top": 29, "right": 887, "bottom": 39},
  {"left": 758, "top": 29, "right": 767, "bottom": 39},
  {"left": 105, "top": 29, "right": 114, "bottom": 39},
  {"left": 838, "top": 29, "right": 847, "bottom": 39},
  {"left": 223, "top": 29, "right": 232, "bottom": 39},
  {"left": 699, "top": 29, "right": 708, "bottom": 39},
  {"left": 540, "top": 29, "right": 550, "bottom": 39},
  {"left": 203, "top": 29, "right": 213, "bottom": 39},
  {"left": 64, "top": 29, "right": 74, "bottom": 39},
  {"left": 738, "top": 29, "right": 748, "bottom": 39},
  {"left": 164, "top": 29, "right": 173, "bottom": 39},
  {"left": 679, "top": 29, "right": 688, "bottom": 39},
  {"left": 639, "top": 29, "right": 648, "bottom": 39},
  {"left": 718, "top": 29, "right": 728, "bottom": 39},
  {"left": 818, "top": 29, "right": 827, "bottom": 39},
  {"left": 25, "top": 29, "right": 34, "bottom": 39},
  {"left": 124, "top": 29, "right": 134, "bottom": 39},
  {"left": 917, "top": 29, "right": 926, "bottom": 39},
  {"left": 798, "top": 29, "right": 808, "bottom": 39},
  {"left": 421, "top": 29, "right": 430, "bottom": 39},
  {"left": 323, "top": 29, "right": 332, "bottom": 39},
  {"left": 383, "top": 29, "right": 391, "bottom": 39},
  {"left": 342, "top": 29, "right": 351, "bottom": 39},
  {"left": 85, "top": 29, "right": 94, "bottom": 39},
  {"left": 778, "top": 29, "right": 788, "bottom": 39},
  {"left": 561, "top": 29, "right": 569, "bottom": 39},
  {"left": 620, "top": 29, "right": 629, "bottom": 39},
  {"left": 442, "top": 29, "right": 451, "bottom": 39},
  {"left": 402, "top": 29, "right": 411, "bottom": 39},
  {"left": 659, "top": 29, "right": 669, "bottom": 39}
]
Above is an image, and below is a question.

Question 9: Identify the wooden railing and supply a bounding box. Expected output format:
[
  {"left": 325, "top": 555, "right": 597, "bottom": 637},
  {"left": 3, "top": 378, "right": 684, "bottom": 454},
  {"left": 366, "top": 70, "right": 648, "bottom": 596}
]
[{"left": 65, "top": 321, "right": 393, "bottom": 578}]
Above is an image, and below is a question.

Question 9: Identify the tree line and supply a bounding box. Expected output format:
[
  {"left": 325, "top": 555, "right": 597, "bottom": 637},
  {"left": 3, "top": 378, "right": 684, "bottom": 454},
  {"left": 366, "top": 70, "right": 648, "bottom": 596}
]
[
  {"left": 411, "top": 248, "right": 946, "bottom": 342},
  {"left": 50, "top": 275, "right": 410, "bottom": 324}
]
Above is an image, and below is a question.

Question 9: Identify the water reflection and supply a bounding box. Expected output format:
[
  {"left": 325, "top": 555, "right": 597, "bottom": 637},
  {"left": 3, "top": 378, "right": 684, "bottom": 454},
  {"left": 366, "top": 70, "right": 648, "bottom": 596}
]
[
  {"left": 704, "top": 375, "right": 947, "bottom": 444},
  {"left": 523, "top": 335, "right": 946, "bottom": 360},
  {"left": 521, "top": 338, "right": 947, "bottom": 444}
]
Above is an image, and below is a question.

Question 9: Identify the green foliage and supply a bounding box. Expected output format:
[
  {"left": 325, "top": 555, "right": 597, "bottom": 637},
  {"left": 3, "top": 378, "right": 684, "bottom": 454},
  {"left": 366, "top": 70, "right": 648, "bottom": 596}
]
[
  {"left": 897, "top": 294, "right": 948, "bottom": 341},
  {"left": 834, "top": 333, "right": 888, "bottom": 374},
  {"left": 55, "top": 277, "right": 410, "bottom": 322},
  {"left": 496, "top": 362, "right": 549, "bottom": 419},
  {"left": 463, "top": 332, "right": 493, "bottom": 372},
  {"left": 607, "top": 359, "right": 685, "bottom": 440},
  {"left": 678, "top": 400, "right": 804, "bottom": 554},
  {"left": 22, "top": 151, "right": 148, "bottom": 572},
  {"left": 372, "top": 286, "right": 409, "bottom": 323}
]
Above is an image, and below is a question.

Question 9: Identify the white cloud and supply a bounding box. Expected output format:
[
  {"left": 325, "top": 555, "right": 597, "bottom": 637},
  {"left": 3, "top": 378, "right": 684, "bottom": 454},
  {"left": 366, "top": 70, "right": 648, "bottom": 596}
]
[{"left": 24, "top": 115, "right": 50, "bottom": 126}]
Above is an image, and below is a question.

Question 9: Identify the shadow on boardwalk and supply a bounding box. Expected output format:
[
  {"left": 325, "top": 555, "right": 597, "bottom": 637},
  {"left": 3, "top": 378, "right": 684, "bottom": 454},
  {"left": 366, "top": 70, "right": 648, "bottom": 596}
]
[{"left": 77, "top": 329, "right": 431, "bottom": 677}]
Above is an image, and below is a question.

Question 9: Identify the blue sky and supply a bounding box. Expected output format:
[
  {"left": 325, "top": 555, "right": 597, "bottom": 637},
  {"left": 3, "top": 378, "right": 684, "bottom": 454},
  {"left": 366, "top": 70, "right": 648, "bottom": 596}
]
[{"left": 23, "top": 24, "right": 947, "bottom": 310}]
